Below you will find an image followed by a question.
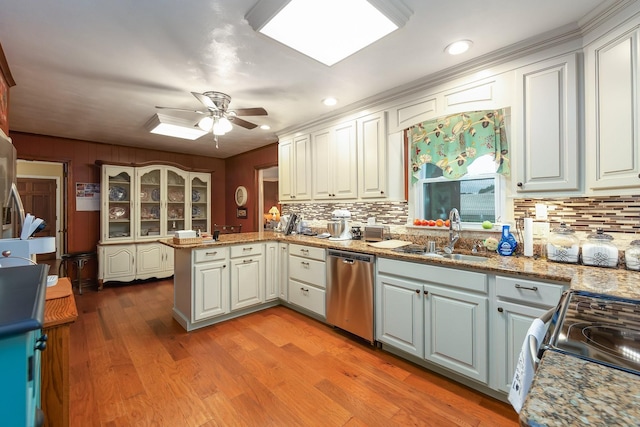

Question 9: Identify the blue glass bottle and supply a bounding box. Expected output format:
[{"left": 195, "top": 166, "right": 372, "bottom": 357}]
[{"left": 497, "top": 224, "right": 518, "bottom": 256}]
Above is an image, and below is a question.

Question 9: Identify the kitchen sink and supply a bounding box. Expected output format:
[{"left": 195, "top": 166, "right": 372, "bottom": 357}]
[{"left": 442, "top": 253, "right": 488, "bottom": 263}]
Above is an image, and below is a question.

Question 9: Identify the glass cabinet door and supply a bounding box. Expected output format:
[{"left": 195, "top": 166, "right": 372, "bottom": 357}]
[
  {"left": 137, "top": 167, "right": 162, "bottom": 240},
  {"left": 190, "top": 173, "right": 210, "bottom": 233},
  {"left": 166, "top": 168, "right": 187, "bottom": 234},
  {"left": 104, "top": 167, "right": 134, "bottom": 242}
]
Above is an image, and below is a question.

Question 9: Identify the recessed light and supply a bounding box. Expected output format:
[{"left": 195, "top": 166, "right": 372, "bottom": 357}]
[
  {"left": 323, "top": 97, "right": 338, "bottom": 106},
  {"left": 260, "top": 124, "right": 271, "bottom": 130},
  {"left": 445, "top": 40, "right": 473, "bottom": 55}
]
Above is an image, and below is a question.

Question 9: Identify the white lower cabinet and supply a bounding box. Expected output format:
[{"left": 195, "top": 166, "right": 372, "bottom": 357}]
[
  {"left": 135, "top": 242, "right": 174, "bottom": 280},
  {"left": 376, "top": 273, "right": 424, "bottom": 357},
  {"left": 172, "top": 245, "right": 230, "bottom": 330},
  {"left": 287, "top": 244, "right": 326, "bottom": 317},
  {"left": 193, "top": 258, "right": 229, "bottom": 321},
  {"left": 99, "top": 242, "right": 173, "bottom": 284},
  {"left": 424, "top": 285, "right": 488, "bottom": 383},
  {"left": 278, "top": 243, "right": 288, "bottom": 300},
  {"left": 376, "top": 258, "right": 489, "bottom": 384},
  {"left": 99, "top": 244, "right": 136, "bottom": 283},
  {"left": 264, "top": 242, "right": 279, "bottom": 302},
  {"left": 230, "top": 243, "right": 265, "bottom": 311},
  {"left": 492, "top": 275, "right": 567, "bottom": 393}
]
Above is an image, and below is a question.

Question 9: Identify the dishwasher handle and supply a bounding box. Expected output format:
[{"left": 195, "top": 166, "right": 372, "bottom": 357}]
[{"left": 327, "top": 249, "right": 374, "bottom": 263}]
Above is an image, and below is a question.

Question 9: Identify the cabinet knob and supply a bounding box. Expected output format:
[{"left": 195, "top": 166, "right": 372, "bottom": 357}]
[
  {"left": 517, "top": 182, "right": 523, "bottom": 187},
  {"left": 497, "top": 307, "right": 504, "bottom": 313},
  {"left": 423, "top": 290, "right": 428, "bottom": 295},
  {"left": 415, "top": 289, "right": 420, "bottom": 294},
  {"left": 381, "top": 191, "right": 385, "bottom": 195},
  {"left": 35, "top": 335, "right": 48, "bottom": 351}
]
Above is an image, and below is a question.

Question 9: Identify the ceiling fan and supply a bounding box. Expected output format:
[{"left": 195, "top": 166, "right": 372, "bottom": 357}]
[{"left": 156, "top": 91, "right": 268, "bottom": 148}]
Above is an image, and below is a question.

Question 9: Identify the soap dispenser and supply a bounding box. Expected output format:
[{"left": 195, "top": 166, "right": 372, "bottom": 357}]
[{"left": 497, "top": 224, "right": 518, "bottom": 256}]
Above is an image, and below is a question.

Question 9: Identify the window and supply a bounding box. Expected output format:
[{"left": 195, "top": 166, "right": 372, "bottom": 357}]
[{"left": 414, "top": 154, "right": 504, "bottom": 224}]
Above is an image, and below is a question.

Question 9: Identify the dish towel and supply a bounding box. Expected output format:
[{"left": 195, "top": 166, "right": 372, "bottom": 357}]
[{"left": 508, "top": 318, "right": 546, "bottom": 413}]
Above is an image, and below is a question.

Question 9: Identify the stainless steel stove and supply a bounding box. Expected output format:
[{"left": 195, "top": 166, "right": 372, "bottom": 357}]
[{"left": 540, "top": 290, "right": 640, "bottom": 375}]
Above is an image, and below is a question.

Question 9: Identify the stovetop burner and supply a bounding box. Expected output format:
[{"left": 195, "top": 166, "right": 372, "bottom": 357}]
[
  {"left": 542, "top": 290, "right": 640, "bottom": 375},
  {"left": 393, "top": 244, "right": 427, "bottom": 254}
]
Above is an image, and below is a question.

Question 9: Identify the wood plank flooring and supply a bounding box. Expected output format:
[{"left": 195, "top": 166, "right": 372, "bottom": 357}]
[{"left": 69, "top": 279, "right": 519, "bottom": 426}]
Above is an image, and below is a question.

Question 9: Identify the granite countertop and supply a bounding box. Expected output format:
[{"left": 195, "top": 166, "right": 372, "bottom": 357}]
[
  {"left": 161, "top": 230, "right": 640, "bottom": 300},
  {"left": 162, "top": 231, "right": 640, "bottom": 425},
  {"left": 520, "top": 350, "right": 640, "bottom": 426}
]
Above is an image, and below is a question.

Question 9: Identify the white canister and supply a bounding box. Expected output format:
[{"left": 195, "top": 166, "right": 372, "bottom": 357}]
[
  {"left": 581, "top": 228, "right": 618, "bottom": 268},
  {"left": 546, "top": 223, "right": 580, "bottom": 264},
  {"left": 625, "top": 240, "right": 640, "bottom": 271}
]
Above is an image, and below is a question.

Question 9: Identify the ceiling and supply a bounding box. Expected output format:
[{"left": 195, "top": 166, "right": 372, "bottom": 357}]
[{"left": 0, "top": 0, "right": 611, "bottom": 159}]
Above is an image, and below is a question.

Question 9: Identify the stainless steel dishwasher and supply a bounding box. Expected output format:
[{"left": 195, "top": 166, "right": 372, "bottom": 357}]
[{"left": 326, "top": 249, "right": 375, "bottom": 343}]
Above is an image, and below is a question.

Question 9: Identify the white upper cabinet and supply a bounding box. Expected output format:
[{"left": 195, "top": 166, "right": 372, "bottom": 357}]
[
  {"left": 514, "top": 53, "right": 580, "bottom": 193},
  {"left": 102, "top": 165, "right": 135, "bottom": 243},
  {"left": 357, "top": 112, "right": 388, "bottom": 199},
  {"left": 586, "top": 25, "right": 640, "bottom": 192},
  {"left": 279, "top": 134, "right": 312, "bottom": 201},
  {"left": 312, "top": 121, "right": 357, "bottom": 200},
  {"left": 135, "top": 165, "right": 190, "bottom": 240}
]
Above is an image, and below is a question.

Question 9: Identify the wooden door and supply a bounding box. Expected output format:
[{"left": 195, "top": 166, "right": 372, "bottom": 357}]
[{"left": 17, "top": 177, "right": 57, "bottom": 261}]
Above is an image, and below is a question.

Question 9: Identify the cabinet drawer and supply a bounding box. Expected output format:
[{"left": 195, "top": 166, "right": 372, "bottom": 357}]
[
  {"left": 289, "top": 244, "right": 325, "bottom": 261},
  {"left": 288, "top": 279, "right": 326, "bottom": 317},
  {"left": 194, "top": 247, "right": 227, "bottom": 263},
  {"left": 230, "top": 243, "right": 263, "bottom": 259},
  {"left": 289, "top": 256, "right": 326, "bottom": 288},
  {"left": 377, "top": 257, "right": 487, "bottom": 293},
  {"left": 495, "top": 275, "right": 566, "bottom": 307}
]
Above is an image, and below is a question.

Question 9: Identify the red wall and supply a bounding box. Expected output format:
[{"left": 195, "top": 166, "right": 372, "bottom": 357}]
[
  {"left": 10, "top": 132, "right": 227, "bottom": 253},
  {"left": 224, "top": 144, "right": 278, "bottom": 232}
]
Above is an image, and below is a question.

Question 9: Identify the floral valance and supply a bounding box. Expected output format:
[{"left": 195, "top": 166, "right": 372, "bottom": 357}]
[{"left": 409, "top": 109, "right": 510, "bottom": 183}]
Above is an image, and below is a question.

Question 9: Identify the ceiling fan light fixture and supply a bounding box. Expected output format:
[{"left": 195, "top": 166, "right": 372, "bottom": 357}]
[
  {"left": 246, "top": 0, "right": 413, "bottom": 66},
  {"left": 219, "top": 117, "right": 233, "bottom": 133},
  {"left": 145, "top": 114, "right": 208, "bottom": 140},
  {"left": 198, "top": 116, "right": 214, "bottom": 131}
]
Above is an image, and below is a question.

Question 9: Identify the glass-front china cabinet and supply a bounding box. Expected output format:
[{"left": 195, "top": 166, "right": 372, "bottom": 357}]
[{"left": 98, "top": 162, "right": 211, "bottom": 286}]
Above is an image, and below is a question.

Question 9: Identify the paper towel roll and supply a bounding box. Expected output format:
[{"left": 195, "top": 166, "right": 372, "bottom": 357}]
[{"left": 524, "top": 218, "right": 534, "bottom": 257}]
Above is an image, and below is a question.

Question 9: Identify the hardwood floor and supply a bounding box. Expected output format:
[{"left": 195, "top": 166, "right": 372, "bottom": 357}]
[{"left": 69, "top": 279, "right": 519, "bottom": 426}]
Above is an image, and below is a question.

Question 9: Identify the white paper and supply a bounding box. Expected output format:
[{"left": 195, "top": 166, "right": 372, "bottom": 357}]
[
  {"left": 524, "top": 218, "right": 534, "bottom": 257},
  {"left": 21, "top": 214, "right": 34, "bottom": 240},
  {"left": 509, "top": 318, "right": 546, "bottom": 413}
]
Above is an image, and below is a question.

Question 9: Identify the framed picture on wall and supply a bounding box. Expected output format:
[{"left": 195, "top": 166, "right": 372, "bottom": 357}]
[{"left": 236, "top": 207, "right": 247, "bottom": 219}]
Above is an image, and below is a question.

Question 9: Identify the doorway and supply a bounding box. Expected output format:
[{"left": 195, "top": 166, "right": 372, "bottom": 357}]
[
  {"left": 17, "top": 160, "right": 65, "bottom": 262},
  {"left": 257, "top": 166, "right": 279, "bottom": 229}
]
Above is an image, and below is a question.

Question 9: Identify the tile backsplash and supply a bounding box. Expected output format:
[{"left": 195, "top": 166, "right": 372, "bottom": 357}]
[
  {"left": 513, "top": 195, "right": 640, "bottom": 233},
  {"left": 281, "top": 201, "right": 409, "bottom": 226}
]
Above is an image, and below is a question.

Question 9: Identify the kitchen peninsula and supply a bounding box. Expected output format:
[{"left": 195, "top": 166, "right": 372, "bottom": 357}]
[
  {"left": 163, "top": 231, "right": 640, "bottom": 300},
  {"left": 162, "top": 230, "right": 640, "bottom": 426}
]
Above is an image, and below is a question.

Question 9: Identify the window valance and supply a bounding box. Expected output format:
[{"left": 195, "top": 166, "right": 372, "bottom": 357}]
[{"left": 409, "top": 109, "right": 510, "bottom": 183}]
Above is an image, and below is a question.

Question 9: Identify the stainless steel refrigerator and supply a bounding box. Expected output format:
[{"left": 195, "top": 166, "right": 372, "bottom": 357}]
[{"left": 0, "top": 129, "right": 23, "bottom": 238}]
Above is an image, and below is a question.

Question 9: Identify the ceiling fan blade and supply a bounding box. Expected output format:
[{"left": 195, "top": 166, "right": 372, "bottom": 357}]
[
  {"left": 230, "top": 116, "right": 258, "bottom": 129},
  {"left": 191, "top": 92, "right": 218, "bottom": 111},
  {"left": 155, "top": 106, "right": 207, "bottom": 115},
  {"left": 233, "top": 107, "right": 268, "bottom": 116}
]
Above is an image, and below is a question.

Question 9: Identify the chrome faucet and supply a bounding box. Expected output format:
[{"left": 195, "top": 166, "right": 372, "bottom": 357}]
[{"left": 444, "top": 208, "right": 461, "bottom": 254}]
